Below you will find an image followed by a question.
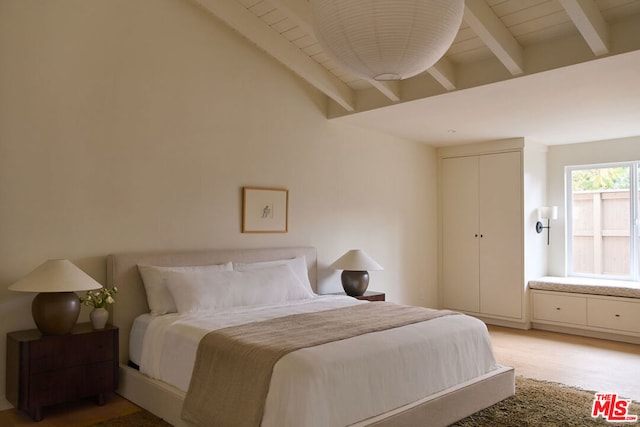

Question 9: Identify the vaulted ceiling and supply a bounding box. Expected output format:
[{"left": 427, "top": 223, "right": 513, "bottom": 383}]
[{"left": 193, "top": 0, "right": 640, "bottom": 146}]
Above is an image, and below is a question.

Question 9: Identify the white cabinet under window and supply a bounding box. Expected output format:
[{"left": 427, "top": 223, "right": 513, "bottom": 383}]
[
  {"left": 531, "top": 289, "right": 640, "bottom": 337},
  {"left": 441, "top": 150, "right": 524, "bottom": 320},
  {"left": 531, "top": 292, "right": 587, "bottom": 325},
  {"left": 587, "top": 298, "right": 640, "bottom": 334}
]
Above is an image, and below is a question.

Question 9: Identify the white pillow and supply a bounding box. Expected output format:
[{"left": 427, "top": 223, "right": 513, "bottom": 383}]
[
  {"left": 165, "top": 263, "right": 314, "bottom": 313},
  {"left": 233, "top": 256, "right": 314, "bottom": 294},
  {"left": 138, "top": 262, "right": 232, "bottom": 315}
]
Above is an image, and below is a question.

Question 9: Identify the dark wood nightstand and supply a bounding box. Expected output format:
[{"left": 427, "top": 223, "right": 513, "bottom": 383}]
[
  {"left": 328, "top": 291, "right": 386, "bottom": 301},
  {"left": 6, "top": 323, "right": 118, "bottom": 421}
]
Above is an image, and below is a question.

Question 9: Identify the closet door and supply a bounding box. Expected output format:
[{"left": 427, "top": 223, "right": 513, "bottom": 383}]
[
  {"left": 442, "top": 156, "right": 480, "bottom": 312},
  {"left": 478, "top": 151, "right": 523, "bottom": 318}
]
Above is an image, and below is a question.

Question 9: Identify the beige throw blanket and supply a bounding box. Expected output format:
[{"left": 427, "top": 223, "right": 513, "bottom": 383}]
[{"left": 182, "top": 302, "right": 457, "bottom": 427}]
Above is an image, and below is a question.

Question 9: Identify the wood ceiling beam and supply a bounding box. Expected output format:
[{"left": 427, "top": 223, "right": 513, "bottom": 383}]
[
  {"left": 559, "top": 0, "right": 609, "bottom": 56},
  {"left": 368, "top": 80, "right": 401, "bottom": 102},
  {"left": 192, "top": 0, "right": 355, "bottom": 112},
  {"left": 271, "top": 0, "right": 314, "bottom": 35},
  {"left": 272, "top": 0, "right": 400, "bottom": 102},
  {"left": 427, "top": 57, "right": 457, "bottom": 91},
  {"left": 463, "top": 0, "right": 524, "bottom": 75}
]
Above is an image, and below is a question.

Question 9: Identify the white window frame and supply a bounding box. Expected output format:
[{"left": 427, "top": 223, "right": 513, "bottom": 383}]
[{"left": 565, "top": 162, "right": 639, "bottom": 281}]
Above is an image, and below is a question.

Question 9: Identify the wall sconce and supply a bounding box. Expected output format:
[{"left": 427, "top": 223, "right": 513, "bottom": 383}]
[{"left": 536, "top": 206, "right": 558, "bottom": 245}]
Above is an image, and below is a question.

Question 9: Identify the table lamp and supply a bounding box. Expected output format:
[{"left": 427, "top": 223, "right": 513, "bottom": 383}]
[
  {"left": 9, "top": 259, "right": 102, "bottom": 335},
  {"left": 330, "top": 249, "right": 383, "bottom": 297}
]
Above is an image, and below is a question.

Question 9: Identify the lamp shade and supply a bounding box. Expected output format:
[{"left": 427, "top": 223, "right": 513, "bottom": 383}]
[
  {"left": 9, "top": 259, "right": 102, "bottom": 293},
  {"left": 538, "top": 206, "right": 558, "bottom": 220},
  {"left": 310, "top": 0, "right": 464, "bottom": 81},
  {"left": 330, "top": 249, "right": 383, "bottom": 271}
]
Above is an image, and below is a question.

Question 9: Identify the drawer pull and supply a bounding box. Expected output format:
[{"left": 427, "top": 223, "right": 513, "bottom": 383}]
[
  {"left": 556, "top": 307, "right": 561, "bottom": 310},
  {"left": 615, "top": 314, "right": 621, "bottom": 317}
]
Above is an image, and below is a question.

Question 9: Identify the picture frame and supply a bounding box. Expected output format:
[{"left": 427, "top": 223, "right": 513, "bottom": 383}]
[{"left": 242, "top": 187, "right": 289, "bottom": 233}]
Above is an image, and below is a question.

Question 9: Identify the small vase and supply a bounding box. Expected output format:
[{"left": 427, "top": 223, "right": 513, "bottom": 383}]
[{"left": 90, "top": 307, "right": 109, "bottom": 329}]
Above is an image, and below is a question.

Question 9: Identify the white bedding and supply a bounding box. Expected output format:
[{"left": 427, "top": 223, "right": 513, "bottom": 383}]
[
  {"left": 136, "top": 295, "right": 499, "bottom": 427},
  {"left": 129, "top": 313, "right": 153, "bottom": 367}
]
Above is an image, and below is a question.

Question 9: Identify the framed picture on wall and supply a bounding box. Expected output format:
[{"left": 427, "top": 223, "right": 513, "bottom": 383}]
[{"left": 242, "top": 187, "right": 289, "bottom": 233}]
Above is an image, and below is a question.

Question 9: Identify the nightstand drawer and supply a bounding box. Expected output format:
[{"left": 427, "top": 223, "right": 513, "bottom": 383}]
[
  {"left": 30, "top": 367, "right": 84, "bottom": 406},
  {"left": 30, "top": 360, "right": 116, "bottom": 406},
  {"left": 81, "top": 332, "right": 115, "bottom": 363},
  {"left": 86, "top": 360, "right": 117, "bottom": 392},
  {"left": 28, "top": 338, "right": 70, "bottom": 374},
  {"left": 28, "top": 331, "right": 114, "bottom": 374}
]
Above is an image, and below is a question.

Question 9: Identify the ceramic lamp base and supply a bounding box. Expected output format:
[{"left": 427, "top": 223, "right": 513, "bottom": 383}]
[
  {"left": 341, "top": 270, "right": 369, "bottom": 297},
  {"left": 32, "top": 291, "right": 80, "bottom": 335}
]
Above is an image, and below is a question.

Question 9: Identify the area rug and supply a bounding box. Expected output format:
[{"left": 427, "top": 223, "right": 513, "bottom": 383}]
[
  {"left": 452, "top": 377, "right": 639, "bottom": 426},
  {"left": 90, "top": 409, "right": 171, "bottom": 427},
  {"left": 91, "top": 377, "right": 639, "bottom": 426}
]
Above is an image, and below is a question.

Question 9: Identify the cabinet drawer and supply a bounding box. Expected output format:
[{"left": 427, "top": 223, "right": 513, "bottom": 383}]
[
  {"left": 30, "top": 366, "right": 84, "bottom": 406},
  {"left": 532, "top": 292, "right": 587, "bottom": 325},
  {"left": 85, "top": 360, "right": 117, "bottom": 395},
  {"left": 29, "top": 360, "right": 115, "bottom": 406},
  {"left": 29, "top": 329, "right": 115, "bottom": 374},
  {"left": 28, "top": 338, "right": 69, "bottom": 374},
  {"left": 80, "top": 331, "right": 115, "bottom": 363},
  {"left": 588, "top": 298, "right": 640, "bottom": 333}
]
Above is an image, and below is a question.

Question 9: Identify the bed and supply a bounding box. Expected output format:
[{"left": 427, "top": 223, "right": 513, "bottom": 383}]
[{"left": 107, "top": 246, "right": 514, "bottom": 427}]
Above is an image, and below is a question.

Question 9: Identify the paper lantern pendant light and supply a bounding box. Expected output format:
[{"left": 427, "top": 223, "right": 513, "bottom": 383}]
[{"left": 310, "top": 0, "right": 464, "bottom": 81}]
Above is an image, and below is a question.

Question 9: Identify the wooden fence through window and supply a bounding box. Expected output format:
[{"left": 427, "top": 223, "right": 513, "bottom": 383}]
[{"left": 572, "top": 190, "right": 638, "bottom": 275}]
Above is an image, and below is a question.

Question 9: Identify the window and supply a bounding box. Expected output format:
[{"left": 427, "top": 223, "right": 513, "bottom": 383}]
[{"left": 566, "top": 162, "right": 639, "bottom": 281}]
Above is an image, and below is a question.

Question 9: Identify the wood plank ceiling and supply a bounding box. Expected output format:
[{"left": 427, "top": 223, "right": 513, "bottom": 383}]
[{"left": 192, "top": 0, "right": 640, "bottom": 118}]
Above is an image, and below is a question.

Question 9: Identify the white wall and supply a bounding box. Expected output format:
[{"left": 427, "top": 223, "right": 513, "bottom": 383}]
[
  {"left": 0, "top": 0, "right": 437, "bottom": 408},
  {"left": 522, "top": 142, "right": 548, "bottom": 321},
  {"left": 546, "top": 136, "right": 640, "bottom": 276}
]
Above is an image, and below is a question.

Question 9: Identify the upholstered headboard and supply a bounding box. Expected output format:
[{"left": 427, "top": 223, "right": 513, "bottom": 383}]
[{"left": 106, "top": 246, "right": 317, "bottom": 364}]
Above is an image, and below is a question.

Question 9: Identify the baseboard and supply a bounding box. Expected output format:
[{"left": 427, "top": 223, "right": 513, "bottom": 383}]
[
  {"left": 476, "top": 316, "right": 531, "bottom": 330},
  {"left": 0, "top": 397, "right": 13, "bottom": 411},
  {"left": 531, "top": 323, "right": 640, "bottom": 344}
]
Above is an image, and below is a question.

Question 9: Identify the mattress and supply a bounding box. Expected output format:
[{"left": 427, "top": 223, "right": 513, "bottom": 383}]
[{"left": 134, "top": 295, "right": 499, "bottom": 427}]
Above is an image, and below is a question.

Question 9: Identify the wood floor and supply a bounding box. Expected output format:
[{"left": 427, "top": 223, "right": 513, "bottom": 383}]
[
  {"left": 488, "top": 325, "right": 640, "bottom": 402},
  {"left": 0, "top": 394, "right": 140, "bottom": 427},
  {"left": 1, "top": 326, "right": 638, "bottom": 426}
]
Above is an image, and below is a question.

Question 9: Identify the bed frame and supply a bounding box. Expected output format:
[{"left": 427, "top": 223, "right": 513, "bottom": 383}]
[{"left": 107, "top": 246, "right": 514, "bottom": 427}]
